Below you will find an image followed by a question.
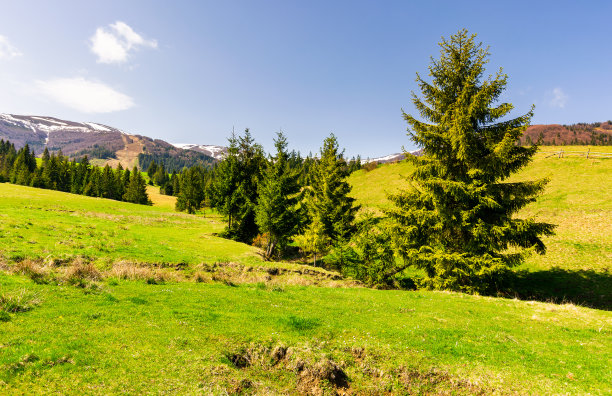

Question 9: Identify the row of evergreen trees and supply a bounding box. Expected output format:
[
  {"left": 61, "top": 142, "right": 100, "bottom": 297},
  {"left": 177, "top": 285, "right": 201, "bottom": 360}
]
[
  {"left": 158, "top": 129, "right": 361, "bottom": 262},
  {"left": 0, "top": 140, "right": 150, "bottom": 205}
]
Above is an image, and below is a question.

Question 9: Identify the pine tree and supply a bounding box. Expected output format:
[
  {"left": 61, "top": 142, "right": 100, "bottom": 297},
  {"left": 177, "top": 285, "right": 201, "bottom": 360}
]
[
  {"left": 255, "top": 132, "right": 301, "bottom": 259},
  {"left": 211, "top": 129, "right": 265, "bottom": 242},
  {"left": 147, "top": 160, "right": 158, "bottom": 179},
  {"left": 153, "top": 162, "right": 168, "bottom": 186},
  {"left": 41, "top": 147, "right": 50, "bottom": 166},
  {"left": 233, "top": 129, "right": 266, "bottom": 242},
  {"left": 308, "top": 134, "right": 359, "bottom": 246},
  {"left": 124, "top": 166, "right": 151, "bottom": 205},
  {"left": 100, "top": 164, "right": 117, "bottom": 199},
  {"left": 175, "top": 166, "right": 205, "bottom": 214},
  {"left": 171, "top": 171, "right": 180, "bottom": 196},
  {"left": 83, "top": 166, "right": 101, "bottom": 197},
  {"left": 388, "top": 29, "right": 555, "bottom": 293},
  {"left": 115, "top": 163, "right": 126, "bottom": 199}
]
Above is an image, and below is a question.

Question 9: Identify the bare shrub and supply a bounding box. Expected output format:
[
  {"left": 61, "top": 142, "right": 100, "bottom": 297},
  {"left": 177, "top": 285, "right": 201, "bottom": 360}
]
[{"left": 64, "top": 261, "right": 101, "bottom": 286}]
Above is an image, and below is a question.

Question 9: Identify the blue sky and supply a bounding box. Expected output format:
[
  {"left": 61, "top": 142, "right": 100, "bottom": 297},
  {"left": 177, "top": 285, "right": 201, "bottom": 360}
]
[{"left": 0, "top": 1, "right": 611, "bottom": 157}]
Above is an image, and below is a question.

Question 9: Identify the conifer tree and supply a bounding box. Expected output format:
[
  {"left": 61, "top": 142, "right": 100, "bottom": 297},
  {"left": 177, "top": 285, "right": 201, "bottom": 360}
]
[
  {"left": 308, "top": 134, "right": 359, "bottom": 246},
  {"left": 100, "top": 164, "right": 117, "bottom": 199},
  {"left": 124, "top": 166, "right": 151, "bottom": 205},
  {"left": 175, "top": 166, "right": 205, "bottom": 214},
  {"left": 147, "top": 160, "right": 158, "bottom": 179},
  {"left": 83, "top": 166, "right": 101, "bottom": 197},
  {"left": 41, "top": 147, "right": 50, "bottom": 166},
  {"left": 211, "top": 129, "right": 265, "bottom": 242},
  {"left": 114, "top": 163, "right": 126, "bottom": 199},
  {"left": 153, "top": 162, "right": 168, "bottom": 186},
  {"left": 388, "top": 29, "right": 555, "bottom": 293},
  {"left": 171, "top": 171, "right": 180, "bottom": 196},
  {"left": 233, "top": 129, "right": 266, "bottom": 242},
  {"left": 255, "top": 132, "right": 301, "bottom": 259},
  {"left": 211, "top": 133, "right": 240, "bottom": 229}
]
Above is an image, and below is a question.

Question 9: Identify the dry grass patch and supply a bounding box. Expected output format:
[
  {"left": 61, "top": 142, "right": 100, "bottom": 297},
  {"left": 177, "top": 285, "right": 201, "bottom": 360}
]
[{"left": 0, "top": 289, "right": 42, "bottom": 313}]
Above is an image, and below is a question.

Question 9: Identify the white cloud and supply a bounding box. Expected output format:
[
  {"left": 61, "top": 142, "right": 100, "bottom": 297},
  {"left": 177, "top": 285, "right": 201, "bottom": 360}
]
[
  {"left": 90, "top": 21, "right": 157, "bottom": 64},
  {"left": 549, "top": 87, "right": 569, "bottom": 108},
  {"left": 36, "top": 77, "right": 134, "bottom": 113},
  {"left": 0, "top": 35, "right": 22, "bottom": 60}
]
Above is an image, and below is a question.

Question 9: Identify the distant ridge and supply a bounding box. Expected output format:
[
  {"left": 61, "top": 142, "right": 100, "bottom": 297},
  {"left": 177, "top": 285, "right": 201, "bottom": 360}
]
[
  {"left": 521, "top": 122, "right": 612, "bottom": 146},
  {"left": 0, "top": 114, "right": 219, "bottom": 171}
]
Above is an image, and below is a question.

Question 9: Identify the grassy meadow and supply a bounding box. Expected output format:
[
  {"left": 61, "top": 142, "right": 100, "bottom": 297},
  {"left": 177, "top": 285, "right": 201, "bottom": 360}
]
[
  {"left": 0, "top": 146, "right": 611, "bottom": 394},
  {"left": 349, "top": 146, "right": 612, "bottom": 309}
]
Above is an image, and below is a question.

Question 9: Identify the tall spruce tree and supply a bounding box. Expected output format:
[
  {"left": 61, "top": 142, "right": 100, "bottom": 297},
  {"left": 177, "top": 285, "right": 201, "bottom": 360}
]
[
  {"left": 210, "top": 132, "right": 240, "bottom": 228},
  {"left": 388, "top": 29, "right": 555, "bottom": 293},
  {"left": 255, "top": 132, "right": 301, "bottom": 259},
  {"left": 305, "top": 134, "right": 359, "bottom": 252},
  {"left": 176, "top": 166, "right": 205, "bottom": 214},
  {"left": 124, "top": 166, "right": 151, "bottom": 205}
]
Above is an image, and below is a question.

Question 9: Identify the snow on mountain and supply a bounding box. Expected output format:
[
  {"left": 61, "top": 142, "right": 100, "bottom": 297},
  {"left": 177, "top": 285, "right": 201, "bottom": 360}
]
[
  {"left": 0, "top": 114, "right": 125, "bottom": 135},
  {"left": 363, "top": 149, "right": 422, "bottom": 164},
  {"left": 171, "top": 143, "right": 227, "bottom": 160}
]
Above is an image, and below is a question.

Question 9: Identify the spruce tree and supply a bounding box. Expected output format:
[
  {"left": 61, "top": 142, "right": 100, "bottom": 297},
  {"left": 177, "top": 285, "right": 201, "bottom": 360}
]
[
  {"left": 115, "top": 163, "right": 126, "bottom": 199},
  {"left": 124, "top": 166, "right": 151, "bottom": 205},
  {"left": 210, "top": 132, "right": 240, "bottom": 228},
  {"left": 100, "top": 164, "right": 117, "bottom": 199},
  {"left": 388, "top": 29, "right": 555, "bottom": 293},
  {"left": 147, "top": 160, "right": 158, "bottom": 179},
  {"left": 308, "top": 134, "right": 359, "bottom": 246},
  {"left": 211, "top": 129, "right": 265, "bottom": 242},
  {"left": 255, "top": 132, "right": 301, "bottom": 259},
  {"left": 176, "top": 166, "right": 205, "bottom": 214}
]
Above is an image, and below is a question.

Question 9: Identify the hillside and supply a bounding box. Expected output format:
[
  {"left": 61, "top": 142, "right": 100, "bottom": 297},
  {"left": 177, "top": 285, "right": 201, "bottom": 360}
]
[
  {"left": 348, "top": 146, "right": 612, "bottom": 308},
  {"left": 520, "top": 122, "right": 612, "bottom": 145},
  {"left": 0, "top": 114, "right": 218, "bottom": 171},
  {"left": 0, "top": 182, "right": 610, "bottom": 394}
]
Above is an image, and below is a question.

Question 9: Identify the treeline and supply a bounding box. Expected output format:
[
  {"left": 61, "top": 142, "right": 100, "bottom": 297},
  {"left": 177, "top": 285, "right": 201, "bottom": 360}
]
[
  {"left": 0, "top": 140, "right": 150, "bottom": 205},
  {"left": 138, "top": 151, "right": 214, "bottom": 173},
  {"left": 152, "top": 129, "right": 362, "bottom": 262}
]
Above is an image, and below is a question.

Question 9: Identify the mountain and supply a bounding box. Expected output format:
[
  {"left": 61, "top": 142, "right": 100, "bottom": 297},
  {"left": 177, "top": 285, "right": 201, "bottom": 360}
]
[
  {"left": 363, "top": 149, "right": 423, "bottom": 164},
  {"left": 520, "top": 122, "right": 612, "bottom": 146},
  {"left": 0, "top": 114, "right": 217, "bottom": 171},
  {"left": 170, "top": 143, "right": 227, "bottom": 160}
]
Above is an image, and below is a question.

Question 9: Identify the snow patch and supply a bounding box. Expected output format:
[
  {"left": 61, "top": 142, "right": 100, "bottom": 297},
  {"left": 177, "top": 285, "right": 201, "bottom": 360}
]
[
  {"left": 30, "top": 116, "right": 67, "bottom": 126},
  {"left": 85, "top": 122, "right": 111, "bottom": 132}
]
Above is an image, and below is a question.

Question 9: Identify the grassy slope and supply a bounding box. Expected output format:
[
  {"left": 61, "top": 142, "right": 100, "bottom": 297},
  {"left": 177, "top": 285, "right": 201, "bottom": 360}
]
[
  {"left": 0, "top": 152, "right": 611, "bottom": 393},
  {"left": 348, "top": 146, "right": 612, "bottom": 308},
  {"left": 0, "top": 183, "right": 258, "bottom": 266},
  {"left": 1, "top": 274, "right": 610, "bottom": 394}
]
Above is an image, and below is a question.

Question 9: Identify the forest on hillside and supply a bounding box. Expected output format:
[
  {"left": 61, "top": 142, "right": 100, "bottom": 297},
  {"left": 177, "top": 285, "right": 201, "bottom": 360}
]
[{"left": 520, "top": 121, "right": 612, "bottom": 145}]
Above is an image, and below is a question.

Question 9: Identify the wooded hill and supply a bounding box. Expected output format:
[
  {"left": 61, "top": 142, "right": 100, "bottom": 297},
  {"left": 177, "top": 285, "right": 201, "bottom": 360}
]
[{"left": 520, "top": 121, "right": 612, "bottom": 145}]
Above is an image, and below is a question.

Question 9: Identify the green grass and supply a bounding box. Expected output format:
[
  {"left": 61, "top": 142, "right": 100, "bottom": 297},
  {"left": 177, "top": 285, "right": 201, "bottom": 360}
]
[
  {"left": 0, "top": 183, "right": 259, "bottom": 266},
  {"left": 1, "top": 147, "right": 611, "bottom": 393},
  {"left": 0, "top": 273, "right": 610, "bottom": 394},
  {"left": 348, "top": 146, "right": 612, "bottom": 308}
]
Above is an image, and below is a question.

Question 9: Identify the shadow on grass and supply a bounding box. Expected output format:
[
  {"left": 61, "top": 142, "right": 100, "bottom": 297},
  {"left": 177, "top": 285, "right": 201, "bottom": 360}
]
[{"left": 497, "top": 268, "right": 612, "bottom": 311}]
